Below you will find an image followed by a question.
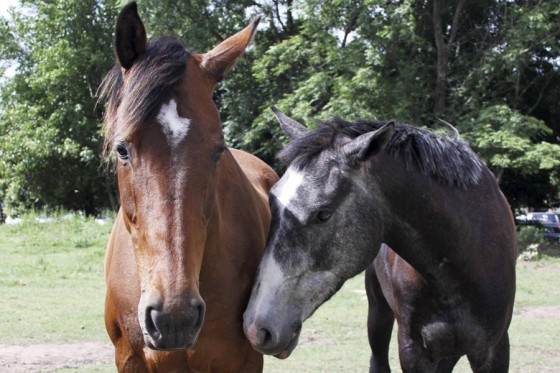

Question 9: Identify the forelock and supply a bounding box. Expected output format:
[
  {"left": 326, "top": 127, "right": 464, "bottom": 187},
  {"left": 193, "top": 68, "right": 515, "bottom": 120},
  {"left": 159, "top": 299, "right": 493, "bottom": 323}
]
[{"left": 98, "top": 36, "right": 189, "bottom": 161}]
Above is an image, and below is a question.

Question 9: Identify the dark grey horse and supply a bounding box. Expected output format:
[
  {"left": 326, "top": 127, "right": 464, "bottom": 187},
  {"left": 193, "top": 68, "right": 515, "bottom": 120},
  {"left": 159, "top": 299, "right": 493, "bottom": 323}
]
[{"left": 243, "top": 109, "right": 516, "bottom": 372}]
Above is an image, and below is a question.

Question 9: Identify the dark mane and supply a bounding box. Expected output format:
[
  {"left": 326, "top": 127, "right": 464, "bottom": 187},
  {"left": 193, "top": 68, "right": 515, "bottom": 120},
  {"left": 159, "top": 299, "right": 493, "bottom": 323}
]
[
  {"left": 98, "top": 36, "right": 189, "bottom": 158},
  {"left": 278, "top": 118, "right": 484, "bottom": 187}
]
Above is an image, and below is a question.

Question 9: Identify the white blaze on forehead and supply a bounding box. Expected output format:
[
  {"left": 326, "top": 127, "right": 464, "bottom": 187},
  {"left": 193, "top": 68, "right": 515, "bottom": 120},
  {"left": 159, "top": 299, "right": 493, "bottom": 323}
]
[
  {"left": 157, "top": 99, "right": 191, "bottom": 145},
  {"left": 274, "top": 166, "right": 305, "bottom": 210}
]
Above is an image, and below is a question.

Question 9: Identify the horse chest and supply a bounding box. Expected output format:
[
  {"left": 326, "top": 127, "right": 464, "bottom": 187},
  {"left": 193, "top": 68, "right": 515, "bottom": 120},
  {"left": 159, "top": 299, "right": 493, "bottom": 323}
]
[
  {"left": 412, "top": 297, "right": 488, "bottom": 360},
  {"left": 378, "top": 253, "right": 491, "bottom": 359}
]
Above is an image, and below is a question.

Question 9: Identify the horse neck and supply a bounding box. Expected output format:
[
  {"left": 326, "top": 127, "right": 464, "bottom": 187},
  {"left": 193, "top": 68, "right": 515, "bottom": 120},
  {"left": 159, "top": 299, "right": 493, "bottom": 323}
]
[
  {"left": 370, "top": 154, "right": 512, "bottom": 286},
  {"left": 194, "top": 149, "right": 270, "bottom": 321},
  {"left": 203, "top": 149, "right": 269, "bottom": 259}
]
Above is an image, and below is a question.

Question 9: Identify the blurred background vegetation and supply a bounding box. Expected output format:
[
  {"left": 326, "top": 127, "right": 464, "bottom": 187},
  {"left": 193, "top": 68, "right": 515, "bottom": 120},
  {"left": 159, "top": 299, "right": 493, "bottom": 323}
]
[{"left": 0, "top": 0, "right": 559, "bottom": 216}]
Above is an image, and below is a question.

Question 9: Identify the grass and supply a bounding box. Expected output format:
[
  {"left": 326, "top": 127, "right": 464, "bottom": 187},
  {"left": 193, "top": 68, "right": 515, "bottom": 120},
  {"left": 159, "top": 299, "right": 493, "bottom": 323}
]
[
  {"left": 264, "top": 275, "right": 372, "bottom": 372},
  {"left": 1, "top": 216, "right": 559, "bottom": 372},
  {"left": 0, "top": 214, "right": 110, "bottom": 345}
]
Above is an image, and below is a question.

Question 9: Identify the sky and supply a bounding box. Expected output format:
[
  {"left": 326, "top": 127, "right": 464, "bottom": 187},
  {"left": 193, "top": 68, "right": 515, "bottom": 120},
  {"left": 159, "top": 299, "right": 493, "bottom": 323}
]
[
  {"left": 0, "top": 0, "right": 20, "bottom": 79},
  {"left": 0, "top": 0, "right": 19, "bottom": 18}
]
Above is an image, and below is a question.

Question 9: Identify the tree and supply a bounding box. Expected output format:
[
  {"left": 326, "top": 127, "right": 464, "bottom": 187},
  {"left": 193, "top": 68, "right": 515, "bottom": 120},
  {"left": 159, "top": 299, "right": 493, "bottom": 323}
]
[
  {"left": 236, "top": 0, "right": 560, "bottom": 207},
  {"left": 462, "top": 105, "right": 560, "bottom": 182},
  {"left": 1, "top": 0, "right": 558, "bottom": 213},
  {"left": 0, "top": 0, "right": 118, "bottom": 215}
]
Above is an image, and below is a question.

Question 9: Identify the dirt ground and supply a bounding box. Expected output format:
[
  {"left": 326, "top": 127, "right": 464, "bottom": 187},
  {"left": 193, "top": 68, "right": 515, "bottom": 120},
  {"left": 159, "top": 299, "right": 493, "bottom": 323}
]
[
  {"left": 0, "top": 305, "right": 559, "bottom": 372},
  {"left": 0, "top": 341, "right": 113, "bottom": 372},
  {"left": 518, "top": 305, "right": 560, "bottom": 318}
]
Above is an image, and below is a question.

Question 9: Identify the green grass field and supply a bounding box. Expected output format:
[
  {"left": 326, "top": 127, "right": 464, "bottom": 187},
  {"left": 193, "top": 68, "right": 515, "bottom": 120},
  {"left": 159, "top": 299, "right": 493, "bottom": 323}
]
[{"left": 0, "top": 216, "right": 559, "bottom": 372}]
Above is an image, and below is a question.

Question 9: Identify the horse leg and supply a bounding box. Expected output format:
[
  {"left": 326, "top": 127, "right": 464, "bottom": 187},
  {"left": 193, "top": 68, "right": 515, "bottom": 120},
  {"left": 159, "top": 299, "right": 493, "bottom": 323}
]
[
  {"left": 435, "top": 355, "right": 461, "bottom": 373},
  {"left": 467, "top": 332, "right": 510, "bottom": 373},
  {"left": 396, "top": 325, "right": 440, "bottom": 373},
  {"left": 114, "top": 336, "right": 149, "bottom": 373},
  {"left": 106, "top": 315, "right": 148, "bottom": 372},
  {"left": 365, "top": 262, "right": 395, "bottom": 373},
  {"left": 105, "top": 292, "right": 149, "bottom": 372}
]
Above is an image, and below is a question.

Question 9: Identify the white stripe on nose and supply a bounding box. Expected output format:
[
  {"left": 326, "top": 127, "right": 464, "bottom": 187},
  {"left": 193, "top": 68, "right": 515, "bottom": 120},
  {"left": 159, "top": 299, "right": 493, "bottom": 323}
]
[{"left": 252, "top": 254, "right": 287, "bottom": 316}]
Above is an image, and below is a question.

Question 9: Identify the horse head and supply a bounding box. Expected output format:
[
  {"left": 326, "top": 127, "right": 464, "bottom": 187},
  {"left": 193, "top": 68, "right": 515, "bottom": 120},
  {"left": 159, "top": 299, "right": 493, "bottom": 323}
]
[
  {"left": 101, "top": 2, "right": 259, "bottom": 350},
  {"left": 243, "top": 109, "right": 395, "bottom": 357}
]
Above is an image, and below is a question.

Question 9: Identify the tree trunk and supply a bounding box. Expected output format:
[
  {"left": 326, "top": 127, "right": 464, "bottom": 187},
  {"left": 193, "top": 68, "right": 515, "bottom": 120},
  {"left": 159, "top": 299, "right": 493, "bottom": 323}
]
[{"left": 432, "top": 0, "right": 465, "bottom": 115}]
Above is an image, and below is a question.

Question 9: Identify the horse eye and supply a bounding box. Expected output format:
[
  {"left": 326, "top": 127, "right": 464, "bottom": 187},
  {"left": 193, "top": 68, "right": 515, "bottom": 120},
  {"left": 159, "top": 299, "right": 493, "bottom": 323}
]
[
  {"left": 115, "top": 142, "right": 130, "bottom": 160},
  {"left": 316, "top": 210, "right": 333, "bottom": 223}
]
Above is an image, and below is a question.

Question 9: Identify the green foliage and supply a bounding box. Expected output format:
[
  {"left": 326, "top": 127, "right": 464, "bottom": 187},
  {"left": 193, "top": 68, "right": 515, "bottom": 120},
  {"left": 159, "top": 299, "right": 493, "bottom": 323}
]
[
  {"left": 463, "top": 105, "right": 560, "bottom": 177},
  {"left": 518, "top": 225, "right": 547, "bottom": 247},
  {"left": 227, "top": 0, "right": 560, "bottom": 195},
  {"left": 0, "top": 0, "right": 119, "bottom": 214},
  {"left": 1, "top": 0, "right": 559, "bottom": 211}
]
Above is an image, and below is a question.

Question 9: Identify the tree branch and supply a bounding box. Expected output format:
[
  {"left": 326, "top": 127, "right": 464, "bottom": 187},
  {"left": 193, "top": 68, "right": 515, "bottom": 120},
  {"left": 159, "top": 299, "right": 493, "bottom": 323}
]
[
  {"left": 274, "top": 0, "right": 286, "bottom": 32},
  {"left": 432, "top": 0, "right": 447, "bottom": 114},
  {"left": 449, "top": 0, "right": 466, "bottom": 46}
]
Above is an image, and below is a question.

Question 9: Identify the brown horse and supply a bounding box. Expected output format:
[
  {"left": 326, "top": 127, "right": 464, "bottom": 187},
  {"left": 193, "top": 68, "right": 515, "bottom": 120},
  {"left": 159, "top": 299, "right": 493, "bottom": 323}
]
[{"left": 99, "top": 3, "right": 277, "bottom": 372}]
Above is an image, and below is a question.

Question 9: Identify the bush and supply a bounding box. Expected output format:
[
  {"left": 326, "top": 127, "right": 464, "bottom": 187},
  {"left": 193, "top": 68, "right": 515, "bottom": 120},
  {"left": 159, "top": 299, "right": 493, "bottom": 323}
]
[
  {"left": 517, "top": 225, "right": 546, "bottom": 247},
  {"left": 517, "top": 225, "right": 547, "bottom": 257}
]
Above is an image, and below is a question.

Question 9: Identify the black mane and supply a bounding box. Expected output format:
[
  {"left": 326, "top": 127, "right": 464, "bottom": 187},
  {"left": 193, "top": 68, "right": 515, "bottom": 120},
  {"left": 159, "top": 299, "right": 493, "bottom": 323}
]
[
  {"left": 278, "top": 118, "right": 484, "bottom": 187},
  {"left": 98, "top": 36, "right": 189, "bottom": 157}
]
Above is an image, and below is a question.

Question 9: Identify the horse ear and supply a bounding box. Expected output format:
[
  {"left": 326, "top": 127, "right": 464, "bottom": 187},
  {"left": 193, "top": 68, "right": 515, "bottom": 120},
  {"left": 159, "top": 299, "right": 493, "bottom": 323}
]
[
  {"left": 271, "top": 107, "right": 308, "bottom": 139},
  {"left": 199, "top": 17, "right": 260, "bottom": 82},
  {"left": 115, "top": 2, "right": 147, "bottom": 70},
  {"left": 342, "top": 122, "right": 395, "bottom": 163}
]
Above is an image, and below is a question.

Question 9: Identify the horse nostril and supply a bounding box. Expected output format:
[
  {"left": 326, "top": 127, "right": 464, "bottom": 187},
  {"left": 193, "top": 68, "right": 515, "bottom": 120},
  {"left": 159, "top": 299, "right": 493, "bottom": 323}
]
[
  {"left": 145, "top": 306, "right": 162, "bottom": 341},
  {"left": 257, "top": 327, "right": 274, "bottom": 348},
  {"left": 142, "top": 297, "right": 205, "bottom": 350},
  {"left": 192, "top": 303, "right": 204, "bottom": 329}
]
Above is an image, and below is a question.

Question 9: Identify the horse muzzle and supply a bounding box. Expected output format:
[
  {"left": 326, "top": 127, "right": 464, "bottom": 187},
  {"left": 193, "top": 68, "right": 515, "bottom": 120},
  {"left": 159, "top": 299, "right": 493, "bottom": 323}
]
[
  {"left": 139, "top": 294, "right": 206, "bottom": 350},
  {"left": 242, "top": 312, "right": 302, "bottom": 359}
]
